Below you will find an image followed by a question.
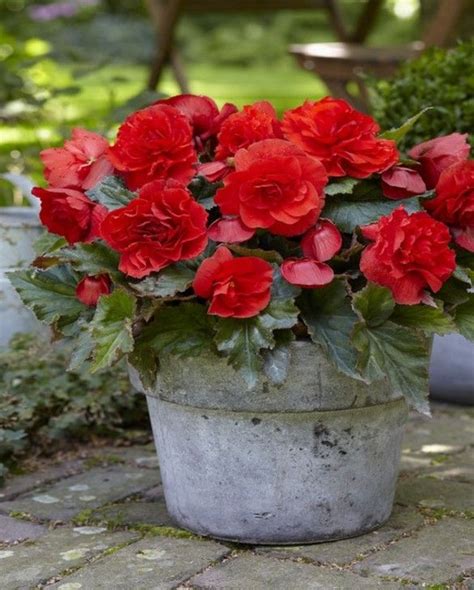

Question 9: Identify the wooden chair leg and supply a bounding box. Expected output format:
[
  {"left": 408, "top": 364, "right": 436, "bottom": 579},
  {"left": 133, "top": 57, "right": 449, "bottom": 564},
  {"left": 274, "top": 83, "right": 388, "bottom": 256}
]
[
  {"left": 147, "top": 0, "right": 185, "bottom": 91},
  {"left": 170, "top": 50, "right": 190, "bottom": 93}
]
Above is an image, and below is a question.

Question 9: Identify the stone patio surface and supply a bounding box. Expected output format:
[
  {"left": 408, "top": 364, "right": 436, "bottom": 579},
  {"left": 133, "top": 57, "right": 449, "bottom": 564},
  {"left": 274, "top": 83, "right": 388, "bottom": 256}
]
[{"left": 0, "top": 403, "right": 472, "bottom": 589}]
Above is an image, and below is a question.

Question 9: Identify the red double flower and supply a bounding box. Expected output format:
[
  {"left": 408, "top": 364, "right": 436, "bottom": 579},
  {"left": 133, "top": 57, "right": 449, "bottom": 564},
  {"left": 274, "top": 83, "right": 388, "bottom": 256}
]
[
  {"left": 101, "top": 180, "right": 208, "bottom": 278},
  {"left": 193, "top": 246, "right": 273, "bottom": 318},
  {"left": 32, "top": 186, "right": 106, "bottom": 245},
  {"left": 409, "top": 133, "right": 470, "bottom": 189},
  {"left": 40, "top": 128, "right": 113, "bottom": 190},
  {"left": 108, "top": 104, "right": 196, "bottom": 190},
  {"left": 424, "top": 160, "right": 474, "bottom": 252},
  {"left": 360, "top": 208, "right": 456, "bottom": 304},
  {"left": 215, "top": 101, "right": 282, "bottom": 159},
  {"left": 282, "top": 97, "right": 398, "bottom": 178},
  {"left": 158, "top": 94, "right": 237, "bottom": 153},
  {"left": 215, "top": 139, "right": 327, "bottom": 237}
]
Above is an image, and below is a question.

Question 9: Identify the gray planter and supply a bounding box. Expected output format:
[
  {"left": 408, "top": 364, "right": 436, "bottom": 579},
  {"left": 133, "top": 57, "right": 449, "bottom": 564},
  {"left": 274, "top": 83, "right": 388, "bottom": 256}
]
[
  {"left": 0, "top": 207, "right": 44, "bottom": 346},
  {"left": 430, "top": 334, "right": 474, "bottom": 406},
  {"left": 130, "top": 342, "right": 408, "bottom": 545}
]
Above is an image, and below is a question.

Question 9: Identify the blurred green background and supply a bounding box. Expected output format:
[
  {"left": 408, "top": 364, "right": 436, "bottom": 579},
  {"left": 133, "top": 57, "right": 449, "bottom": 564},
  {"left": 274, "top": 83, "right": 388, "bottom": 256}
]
[
  {"left": 0, "top": 0, "right": 469, "bottom": 202},
  {"left": 0, "top": 0, "right": 419, "bottom": 190}
]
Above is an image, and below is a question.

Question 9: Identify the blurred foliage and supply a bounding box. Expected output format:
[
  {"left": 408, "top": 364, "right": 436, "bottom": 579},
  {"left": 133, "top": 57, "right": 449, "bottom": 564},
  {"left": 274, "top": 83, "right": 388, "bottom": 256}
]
[
  {"left": 370, "top": 40, "right": 474, "bottom": 149},
  {"left": 0, "top": 0, "right": 427, "bottom": 208},
  {"left": 0, "top": 334, "right": 149, "bottom": 483}
]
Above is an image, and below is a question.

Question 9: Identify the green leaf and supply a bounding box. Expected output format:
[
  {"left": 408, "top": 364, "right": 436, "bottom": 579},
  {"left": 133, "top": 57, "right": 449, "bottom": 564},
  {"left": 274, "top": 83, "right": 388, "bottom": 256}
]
[
  {"left": 58, "top": 242, "right": 121, "bottom": 280},
  {"left": 90, "top": 289, "right": 136, "bottom": 371},
  {"left": 214, "top": 317, "right": 275, "bottom": 388},
  {"left": 352, "top": 321, "right": 430, "bottom": 414},
  {"left": 139, "top": 303, "right": 214, "bottom": 357},
  {"left": 128, "top": 344, "right": 158, "bottom": 391},
  {"left": 262, "top": 330, "right": 294, "bottom": 385},
  {"left": 33, "top": 232, "right": 66, "bottom": 256},
  {"left": 379, "top": 108, "right": 433, "bottom": 142},
  {"left": 228, "top": 245, "right": 283, "bottom": 264},
  {"left": 188, "top": 175, "right": 222, "bottom": 209},
  {"left": 271, "top": 266, "right": 301, "bottom": 300},
  {"left": 86, "top": 176, "right": 135, "bottom": 210},
  {"left": 298, "top": 279, "right": 362, "bottom": 380},
  {"left": 259, "top": 299, "right": 299, "bottom": 331},
  {"left": 68, "top": 326, "right": 95, "bottom": 370},
  {"left": 391, "top": 304, "right": 456, "bottom": 335},
  {"left": 323, "top": 196, "right": 422, "bottom": 233},
  {"left": 131, "top": 263, "right": 195, "bottom": 298},
  {"left": 324, "top": 177, "right": 359, "bottom": 196},
  {"left": 352, "top": 283, "right": 395, "bottom": 327},
  {"left": 453, "top": 265, "right": 473, "bottom": 287},
  {"left": 454, "top": 295, "right": 474, "bottom": 341},
  {"left": 437, "top": 277, "right": 470, "bottom": 307},
  {"left": 8, "top": 266, "right": 85, "bottom": 325}
]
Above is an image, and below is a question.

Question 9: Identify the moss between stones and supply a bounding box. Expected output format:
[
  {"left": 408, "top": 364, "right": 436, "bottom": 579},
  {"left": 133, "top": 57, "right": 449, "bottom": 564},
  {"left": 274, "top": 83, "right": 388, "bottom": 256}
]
[
  {"left": 9, "top": 510, "right": 34, "bottom": 522},
  {"left": 129, "top": 523, "right": 203, "bottom": 540},
  {"left": 83, "top": 454, "right": 126, "bottom": 469},
  {"left": 419, "top": 507, "right": 474, "bottom": 521},
  {"left": 72, "top": 508, "right": 95, "bottom": 526}
]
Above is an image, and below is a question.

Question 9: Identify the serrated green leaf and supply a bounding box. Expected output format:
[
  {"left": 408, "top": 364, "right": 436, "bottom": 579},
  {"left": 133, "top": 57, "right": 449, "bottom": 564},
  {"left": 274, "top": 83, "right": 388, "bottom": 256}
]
[
  {"left": 324, "top": 178, "right": 359, "bottom": 196},
  {"left": 271, "top": 266, "right": 301, "bottom": 300},
  {"left": 228, "top": 245, "right": 283, "bottom": 264},
  {"left": 139, "top": 303, "right": 214, "bottom": 357},
  {"left": 352, "top": 283, "right": 395, "bottom": 327},
  {"left": 437, "top": 277, "right": 470, "bottom": 307},
  {"left": 379, "top": 107, "right": 433, "bottom": 142},
  {"left": 215, "top": 317, "right": 275, "bottom": 388},
  {"left": 259, "top": 299, "right": 299, "bottom": 331},
  {"left": 262, "top": 330, "right": 294, "bottom": 385},
  {"left": 86, "top": 176, "right": 135, "bottom": 210},
  {"left": 352, "top": 320, "right": 430, "bottom": 414},
  {"left": 131, "top": 263, "right": 195, "bottom": 298},
  {"left": 298, "top": 279, "right": 362, "bottom": 380},
  {"left": 33, "top": 232, "right": 66, "bottom": 256},
  {"left": 8, "top": 266, "right": 85, "bottom": 325},
  {"left": 323, "top": 196, "right": 422, "bottom": 233},
  {"left": 454, "top": 295, "right": 474, "bottom": 341},
  {"left": 58, "top": 242, "right": 122, "bottom": 280},
  {"left": 391, "top": 304, "right": 456, "bottom": 335},
  {"left": 90, "top": 289, "right": 136, "bottom": 371},
  {"left": 128, "top": 344, "right": 158, "bottom": 391},
  {"left": 68, "top": 326, "right": 95, "bottom": 370},
  {"left": 188, "top": 175, "right": 222, "bottom": 209},
  {"left": 453, "top": 265, "right": 473, "bottom": 287}
]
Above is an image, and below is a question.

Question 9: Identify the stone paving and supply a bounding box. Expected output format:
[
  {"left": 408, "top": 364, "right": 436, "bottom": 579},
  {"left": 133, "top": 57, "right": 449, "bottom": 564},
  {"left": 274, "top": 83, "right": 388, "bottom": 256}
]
[{"left": 0, "top": 403, "right": 472, "bottom": 590}]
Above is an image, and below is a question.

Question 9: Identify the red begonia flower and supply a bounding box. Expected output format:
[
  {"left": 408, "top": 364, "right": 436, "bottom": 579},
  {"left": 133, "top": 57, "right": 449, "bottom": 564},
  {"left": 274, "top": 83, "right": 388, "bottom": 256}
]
[
  {"left": 40, "top": 128, "right": 113, "bottom": 190},
  {"left": 193, "top": 246, "right": 273, "bottom": 318},
  {"left": 360, "top": 207, "right": 456, "bottom": 304},
  {"left": 282, "top": 97, "right": 398, "bottom": 178},
  {"left": 215, "top": 139, "right": 327, "bottom": 237}
]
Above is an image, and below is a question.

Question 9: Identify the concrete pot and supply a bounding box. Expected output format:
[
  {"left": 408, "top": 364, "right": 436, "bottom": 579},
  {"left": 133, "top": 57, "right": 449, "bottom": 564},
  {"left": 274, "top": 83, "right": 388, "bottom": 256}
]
[
  {"left": 0, "top": 207, "right": 44, "bottom": 346},
  {"left": 131, "top": 342, "right": 408, "bottom": 544},
  {"left": 430, "top": 334, "right": 474, "bottom": 406}
]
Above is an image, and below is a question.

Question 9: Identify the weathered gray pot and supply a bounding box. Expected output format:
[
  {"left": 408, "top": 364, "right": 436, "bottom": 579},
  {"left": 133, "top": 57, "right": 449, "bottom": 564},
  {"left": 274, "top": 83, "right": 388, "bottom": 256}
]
[
  {"left": 130, "top": 342, "right": 408, "bottom": 544},
  {"left": 430, "top": 334, "right": 474, "bottom": 406},
  {"left": 0, "top": 207, "right": 44, "bottom": 346}
]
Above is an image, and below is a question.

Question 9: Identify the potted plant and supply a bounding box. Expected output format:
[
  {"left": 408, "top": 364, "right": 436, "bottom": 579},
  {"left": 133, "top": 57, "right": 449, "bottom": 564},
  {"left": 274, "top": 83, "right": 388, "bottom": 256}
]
[{"left": 10, "top": 95, "right": 474, "bottom": 544}]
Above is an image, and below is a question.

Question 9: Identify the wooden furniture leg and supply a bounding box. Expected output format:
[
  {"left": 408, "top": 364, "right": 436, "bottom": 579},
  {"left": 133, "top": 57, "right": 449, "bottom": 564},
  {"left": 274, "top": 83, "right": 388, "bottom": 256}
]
[{"left": 147, "top": 0, "right": 187, "bottom": 91}]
